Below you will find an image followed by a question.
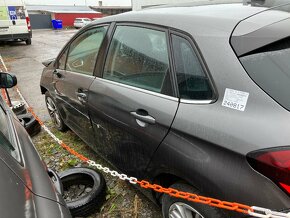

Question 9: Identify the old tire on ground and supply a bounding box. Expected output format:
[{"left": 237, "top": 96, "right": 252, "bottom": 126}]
[
  {"left": 45, "top": 91, "right": 67, "bottom": 132},
  {"left": 162, "top": 182, "right": 226, "bottom": 218},
  {"left": 17, "top": 113, "right": 41, "bottom": 137},
  {"left": 11, "top": 101, "right": 27, "bottom": 115},
  {"left": 59, "top": 167, "right": 106, "bottom": 217}
]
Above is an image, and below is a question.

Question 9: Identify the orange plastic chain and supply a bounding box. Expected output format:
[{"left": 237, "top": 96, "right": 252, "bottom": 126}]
[
  {"left": 137, "top": 180, "right": 253, "bottom": 214},
  {"left": 26, "top": 107, "right": 88, "bottom": 162},
  {"left": 4, "top": 96, "right": 253, "bottom": 215},
  {"left": 1, "top": 89, "right": 9, "bottom": 105}
]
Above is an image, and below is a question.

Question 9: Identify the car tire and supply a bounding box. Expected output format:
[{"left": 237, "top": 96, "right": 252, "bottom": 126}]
[
  {"left": 17, "top": 113, "right": 41, "bottom": 137},
  {"left": 162, "top": 182, "right": 226, "bottom": 218},
  {"left": 59, "top": 167, "right": 106, "bottom": 217},
  {"left": 45, "top": 91, "right": 67, "bottom": 132},
  {"left": 25, "top": 38, "right": 31, "bottom": 45},
  {"left": 11, "top": 101, "right": 27, "bottom": 115}
]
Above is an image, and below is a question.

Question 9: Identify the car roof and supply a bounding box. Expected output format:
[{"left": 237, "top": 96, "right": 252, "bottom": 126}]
[
  {"left": 96, "top": 3, "right": 264, "bottom": 34},
  {"left": 93, "top": 1, "right": 290, "bottom": 37}
]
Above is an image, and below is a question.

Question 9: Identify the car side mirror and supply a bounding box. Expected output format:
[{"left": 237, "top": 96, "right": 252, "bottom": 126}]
[{"left": 0, "top": 72, "right": 17, "bottom": 88}]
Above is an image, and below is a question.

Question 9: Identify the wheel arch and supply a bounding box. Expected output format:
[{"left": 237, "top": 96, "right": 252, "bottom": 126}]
[{"left": 152, "top": 173, "right": 198, "bottom": 204}]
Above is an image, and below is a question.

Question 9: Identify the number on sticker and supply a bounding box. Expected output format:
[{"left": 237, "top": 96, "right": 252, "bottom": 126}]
[{"left": 223, "top": 100, "right": 244, "bottom": 110}]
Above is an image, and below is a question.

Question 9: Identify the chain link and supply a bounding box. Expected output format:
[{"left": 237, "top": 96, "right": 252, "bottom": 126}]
[
  {"left": 249, "top": 207, "right": 290, "bottom": 218},
  {"left": 87, "top": 160, "right": 138, "bottom": 184},
  {"left": 137, "top": 180, "right": 253, "bottom": 214}
]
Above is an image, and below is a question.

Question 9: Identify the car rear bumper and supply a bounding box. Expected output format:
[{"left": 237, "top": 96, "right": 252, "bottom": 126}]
[{"left": 0, "top": 31, "right": 32, "bottom": 41}]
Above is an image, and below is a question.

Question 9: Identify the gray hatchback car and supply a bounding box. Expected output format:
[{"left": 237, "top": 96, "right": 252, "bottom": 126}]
[{"left": 40, "top": 1, "right": 290, "bottom": 217}]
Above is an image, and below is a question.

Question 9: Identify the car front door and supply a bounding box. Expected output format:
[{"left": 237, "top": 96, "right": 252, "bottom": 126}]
[
  {"left": 52, "top": 25, "right": 108, "bottom": 146},
  {"left": 88, "top": 25, "right": 179, "bottom": 178}
]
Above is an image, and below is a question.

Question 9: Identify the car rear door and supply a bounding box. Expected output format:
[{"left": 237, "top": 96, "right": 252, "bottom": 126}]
[
  {"left": 88, "top": 24, "right": 179, "bottom": 178},
  {"left": 52, "top": 25, "right": 108, "bottom": 146}
]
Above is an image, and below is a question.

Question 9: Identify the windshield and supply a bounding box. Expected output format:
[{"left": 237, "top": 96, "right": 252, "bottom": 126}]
[{"left": 240, "top": 37, "right": 290, "bottom": 110}]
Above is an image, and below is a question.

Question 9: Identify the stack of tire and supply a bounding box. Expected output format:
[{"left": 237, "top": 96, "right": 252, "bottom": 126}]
[{"left": 11, "top": 100, "right": 41, "bottom": 137}]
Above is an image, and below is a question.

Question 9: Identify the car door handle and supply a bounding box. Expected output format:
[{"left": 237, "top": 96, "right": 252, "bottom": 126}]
[
  {"left": 76, "top": 92, "right": 87, "bottom": 103},
  {"left": 53, "top": 70, "right": 62, "bottom": 78},
  {"left": 130, "top": 111, "right": 155, "bottom": 125}
]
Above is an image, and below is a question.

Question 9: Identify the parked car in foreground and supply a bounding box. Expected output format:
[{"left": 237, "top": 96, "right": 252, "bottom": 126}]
[
  {"left": 73, "top": 18, "right": 91, "bottom": 29},
  {"left": 40, "top": 1, "right": 290, "bottom": 217},
  {"left": 0, "top": 72, "right": 71, "bottom": 218}
]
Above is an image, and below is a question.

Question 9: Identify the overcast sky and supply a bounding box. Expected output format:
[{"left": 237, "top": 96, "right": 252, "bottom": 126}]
[{"left": 25, "top": 0, "right": 132, "bottom": 6}]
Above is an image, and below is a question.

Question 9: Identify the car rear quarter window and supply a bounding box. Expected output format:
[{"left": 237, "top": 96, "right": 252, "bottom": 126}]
[
  {"left": 240, "top": 37, "right": 290, "bottom": 110},
  {"left": 66, "top": 26, "right": 108, "bottom": 75},
  {"left": 171, "top": 34, "right": 213, "bottom": 100},
  {"left": 103, "top": 26, "right": 172, "bottom": 95}
]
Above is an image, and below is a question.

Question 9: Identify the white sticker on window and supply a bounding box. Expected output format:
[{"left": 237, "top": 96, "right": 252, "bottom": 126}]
[{"left": 222, "top": 88, "right": 249, "bottom": 111}]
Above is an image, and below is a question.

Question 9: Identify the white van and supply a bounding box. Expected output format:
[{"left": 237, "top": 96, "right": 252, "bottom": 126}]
[{"left": 0, "top": 0, "right": 31, "bottom": 45}]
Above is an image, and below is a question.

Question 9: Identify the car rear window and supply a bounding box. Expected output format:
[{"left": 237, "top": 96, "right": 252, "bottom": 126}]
[
  {"left": 240, "top": 37, "right": 290, "bottom": 110},
  {"left": 75, "top": 19, "right": 82, "bottom": 22}
]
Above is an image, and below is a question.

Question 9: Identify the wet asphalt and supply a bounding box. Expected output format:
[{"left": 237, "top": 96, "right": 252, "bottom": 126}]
[{"left": 0, "top": 29, "right": 78, "bottom": 120}]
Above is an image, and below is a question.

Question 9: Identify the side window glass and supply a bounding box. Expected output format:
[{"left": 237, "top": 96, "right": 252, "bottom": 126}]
[
  {"left": 0, "top": 106, "right": 20, "bottom": 162},
  {"left": 58, "top": 49, "right": 68, "bottom": 70},
  {"left": 103, "top": 26, "right": 172, "bottom": 94},
  {"left": 66, "top": 26, "right": 108, "bottom": 75},
  {"left": 172, "top": 35, "right": 213, "bottom": 100}
]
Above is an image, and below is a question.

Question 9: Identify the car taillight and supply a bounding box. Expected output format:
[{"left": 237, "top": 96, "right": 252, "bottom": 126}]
[
  {"left": 26, "top": 16, "right": 31, "bottom": 31},
  {"left": 247, "top": 148, "right": 290, "bottom": 196}
]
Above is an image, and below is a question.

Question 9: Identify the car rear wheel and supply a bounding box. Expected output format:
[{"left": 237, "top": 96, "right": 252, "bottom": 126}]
[
  {"left": 162, "top": 183, "right": 225, "bottom": 218},
  {"left": 45, "top": 92, "right": 67, "bottom": 131}
]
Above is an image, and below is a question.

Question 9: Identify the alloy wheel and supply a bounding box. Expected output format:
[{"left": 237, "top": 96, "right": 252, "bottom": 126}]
[
  {"left": 46, "top": 97, "right": 62, "bottom": 128},
  {"left": 169, "top": 202, "right": 204, "bottom": 218}
]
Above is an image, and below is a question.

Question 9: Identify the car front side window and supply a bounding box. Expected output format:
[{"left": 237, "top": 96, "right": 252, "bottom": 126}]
[
  {"left": 66, "top": 26, "right": 108, "bottom": 75},
  {"left": 58, "top": 48, "right": 68, "bottom": 70},
  {"left": 172, "top": 34, "right": 213, "bottom": 100},
  {"left": 103, "top": 25, "right": 172, "bottom": 95}
]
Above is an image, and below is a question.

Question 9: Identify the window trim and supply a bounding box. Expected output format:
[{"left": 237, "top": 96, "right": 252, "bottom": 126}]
[
  {"left": 95, "top": 77, "right": 179, "bottom": 102},
  {"left": 55, "top": 23, "right": 111, "bottom": 76},
  {"left": 65, "top": 25, "right": 110, "bottom": 76},
  {"left": 169, "top": 29, "right": 218, "bottom": 104},
  {"left": 100, "top": 22, "right": 177, "bottom": 97}
]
